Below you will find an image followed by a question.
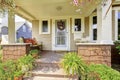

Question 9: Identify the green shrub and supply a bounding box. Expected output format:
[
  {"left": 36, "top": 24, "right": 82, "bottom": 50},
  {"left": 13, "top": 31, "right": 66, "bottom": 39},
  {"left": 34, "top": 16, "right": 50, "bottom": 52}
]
[
  {"left": 88, "top": 64, "right": 120, "bottom": 80},
  {"left": 114, "top": 40, "right": 120, "bottom": 54},
  {"left": 0, "top": 54, "right": 35, "bottom": 79},
  {"left": 17, "top": 54, "right": 35, "bottom": 72},
  {"left": 61, "top": 52, "right": 88, "bottom": 77},
  {"left": 14, "top": 70, "right": 23, "bottom": 77},
  {"left": 0, "top": 54, "right": 2, "bottom": 63},
  {"left": 0, "top": 62, "right": 5, "bottom": 79},
  {"left": 61, "top": 52, "right": 120, "bottom": 80},
  {"left": 0, "top": 60, "right": 16, "bottom": 79},
  {"left": 30, "top": 49, "right": 39, "bottom": 55}
]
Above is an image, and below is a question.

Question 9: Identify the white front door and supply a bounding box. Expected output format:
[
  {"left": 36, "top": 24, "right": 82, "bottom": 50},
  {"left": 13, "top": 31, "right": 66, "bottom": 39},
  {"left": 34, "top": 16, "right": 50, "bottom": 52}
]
[{"left": 52, "top": 19, "right": 70, "bottom": 51}]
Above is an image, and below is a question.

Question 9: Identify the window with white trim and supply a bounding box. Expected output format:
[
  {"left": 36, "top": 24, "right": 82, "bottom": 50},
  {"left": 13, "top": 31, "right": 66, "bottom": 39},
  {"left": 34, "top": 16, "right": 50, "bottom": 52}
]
[
  {"left": 42, "top": 21, "right": 48, "bottom": 32},
  {"left": 118, "top": 12, "right": 120, "bottom": 40},
  {"left": 74, "top": 19, "right": 81, "bottom": 31},
  {"left": 72, "top": 17, "right": 84, "bottom": 33},
  {"left": 92, "top": 16, "right": 97, "bottom": 40},
  {"left": 39, "top": 19, "right": 50, "bottom": 34}
]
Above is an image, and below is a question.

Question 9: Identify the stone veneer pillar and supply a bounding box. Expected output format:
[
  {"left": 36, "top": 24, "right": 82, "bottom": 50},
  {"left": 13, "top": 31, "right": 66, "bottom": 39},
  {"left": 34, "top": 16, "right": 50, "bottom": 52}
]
[
  {"left": 77, "top": 43, "right": 112, "bottom": 66},
  {"left": 2, "top": 43, "right": 30, "bottom": 61}
]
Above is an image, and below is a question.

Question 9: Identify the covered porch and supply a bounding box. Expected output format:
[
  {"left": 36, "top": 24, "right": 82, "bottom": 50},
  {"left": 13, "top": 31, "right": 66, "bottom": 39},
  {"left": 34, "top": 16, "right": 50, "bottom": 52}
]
[
  {"left": 1, "top": 0, "right": 116, "bottom": 67},
  {"left": 2, "top": 0, "right": 113, "bottom": 51},
  {"left": 0, "top": 0, "right": 120, "bottom": 80}
]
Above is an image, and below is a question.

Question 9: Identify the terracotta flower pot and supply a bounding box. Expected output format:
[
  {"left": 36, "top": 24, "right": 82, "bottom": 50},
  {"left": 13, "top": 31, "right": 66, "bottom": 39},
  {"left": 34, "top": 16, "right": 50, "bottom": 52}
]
[
  {"left": 32, "top": 53, "right": 38, "bottom": 58},
  {"left": 14, "top": 76, "right": 23, "bottom": 80}
]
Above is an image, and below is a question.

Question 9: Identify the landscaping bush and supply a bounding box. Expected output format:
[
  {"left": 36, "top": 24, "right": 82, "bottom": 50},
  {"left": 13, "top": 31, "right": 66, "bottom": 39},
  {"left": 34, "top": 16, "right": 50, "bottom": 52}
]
[
  {"left": 61, "top": 52, "right": 88, "bottom": 78},
  {"left": 17, "top": 54, "right": 35, "bottom": 73},
  {"left": 114, "top": 40, "right": 120, "bottom": 54},
  {"left": 88, "top": 64, "right": 120, "bottom": 80},
  {"left": 30, "top": 49, "right": 39, "bottom": 58},
  {"left": 61, "top": 52, "right": 120, "bottom": 80},
  {"left": 0, "top": 54, "right": 35, "bottom": 80}
]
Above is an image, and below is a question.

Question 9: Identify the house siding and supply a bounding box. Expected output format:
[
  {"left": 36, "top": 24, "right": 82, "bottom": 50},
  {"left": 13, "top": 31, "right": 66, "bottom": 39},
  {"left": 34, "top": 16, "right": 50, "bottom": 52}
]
[
  {"left": 32, "top": 18, "right": 90, "bottom": 51},
  {"left": 83, "top": 17, "right": 89, "bottom": 38},
  {"left": 70, "top": 18, "right": 77, "bottom": 51},
  {"left": 32, "top": 20, "right": 52, "bottom": 50},
  {"left": 38, "top": 35, "right": 52, "bottom": 50}
]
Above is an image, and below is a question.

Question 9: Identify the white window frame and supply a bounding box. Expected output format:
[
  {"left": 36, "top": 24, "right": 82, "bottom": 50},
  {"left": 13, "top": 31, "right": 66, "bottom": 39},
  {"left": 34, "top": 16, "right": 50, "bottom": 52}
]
[
  {"left": 114, "top": 10, "right": 119, "bottom": 40},
  {"left": 89, "top": 14, "right": 97, "bottom": 42},
  {"left": 72, "top": 17, "right": 84, "bottom": 33},
  {"left": 39, "top": 19, "right": 50, "bottom": 34},
  {"left": 112, "top": 7, "right": 120, "bottom": 40}
]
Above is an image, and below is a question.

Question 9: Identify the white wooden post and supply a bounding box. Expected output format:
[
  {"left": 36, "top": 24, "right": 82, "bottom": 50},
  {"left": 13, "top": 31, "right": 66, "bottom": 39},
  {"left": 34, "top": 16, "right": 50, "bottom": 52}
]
[
  {"left": 97, "top": 0, "right": 113, "bottom": 44},
  {"left": 8, "top": 11, "right": 16, "bottom": 43}
]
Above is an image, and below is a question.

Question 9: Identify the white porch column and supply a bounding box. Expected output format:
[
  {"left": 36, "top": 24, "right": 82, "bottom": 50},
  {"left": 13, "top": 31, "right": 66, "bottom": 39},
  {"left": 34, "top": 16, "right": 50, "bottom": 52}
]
[
  {"left": 97, "top": 5, "right": 102, "bottom": 43},
  {"left": 32, "top": 20, "right": 39, "bottom": 40},
  {"left": 97, "top": 0, "right": 113, "bottom": 44},
  {"left": 8, "top": 11, "right": 15, "bottom": 43}
]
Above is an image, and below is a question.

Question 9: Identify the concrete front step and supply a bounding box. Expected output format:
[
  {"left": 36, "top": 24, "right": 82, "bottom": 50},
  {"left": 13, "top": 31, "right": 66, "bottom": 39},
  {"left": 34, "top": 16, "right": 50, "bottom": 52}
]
[
  {"left": 32, "top": 62, "right": 77, "bottom": 78},
  {"left": 24, "top": 76, "right": 78, "bottom": 80},
  {"left": 34, "top": 61, "right": 60, "bottom": 68},
  {"left": 24, "top": 60, "right": 78, "bottom": 80}
]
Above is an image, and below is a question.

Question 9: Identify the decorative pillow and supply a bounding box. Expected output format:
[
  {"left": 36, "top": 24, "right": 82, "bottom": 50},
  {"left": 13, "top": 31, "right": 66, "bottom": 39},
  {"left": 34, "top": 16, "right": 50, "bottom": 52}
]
[
  {"left": 24, "top": 38, "right": 38, "bottom": 45},
  {"left": 24, "top": 39, "right": 32, "bottom": 43},
  {"left": 31, "top": 38, "right": 37, "bottom": 45}
]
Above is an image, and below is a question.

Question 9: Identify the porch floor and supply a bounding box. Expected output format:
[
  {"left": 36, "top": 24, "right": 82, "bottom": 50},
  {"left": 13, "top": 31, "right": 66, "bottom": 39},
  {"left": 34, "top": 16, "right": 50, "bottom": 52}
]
[{"left": 36, "top": 51, "right": 67, "bottom": 63}]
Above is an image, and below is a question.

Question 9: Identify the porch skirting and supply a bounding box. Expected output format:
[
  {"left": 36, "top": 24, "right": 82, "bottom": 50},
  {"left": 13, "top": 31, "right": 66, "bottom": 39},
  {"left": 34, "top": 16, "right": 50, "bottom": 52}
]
[{"left": 76, "top": 43, "right": 112, "bottom": 66}]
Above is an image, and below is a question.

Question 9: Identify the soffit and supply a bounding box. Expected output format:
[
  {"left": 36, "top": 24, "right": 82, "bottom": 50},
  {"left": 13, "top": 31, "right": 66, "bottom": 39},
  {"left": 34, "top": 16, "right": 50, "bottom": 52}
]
[{"left": 15, "top": 0, "right": 101, "bottom": 20}]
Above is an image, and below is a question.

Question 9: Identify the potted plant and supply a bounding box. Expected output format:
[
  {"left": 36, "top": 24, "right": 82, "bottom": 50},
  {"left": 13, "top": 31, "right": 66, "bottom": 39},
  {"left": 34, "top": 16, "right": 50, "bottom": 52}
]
[
  {"left": 14, "top": 70, "right": 23, "bottom": 80},
  {"left": 30, "top": 49, "right": 39, "bottom": 58}
]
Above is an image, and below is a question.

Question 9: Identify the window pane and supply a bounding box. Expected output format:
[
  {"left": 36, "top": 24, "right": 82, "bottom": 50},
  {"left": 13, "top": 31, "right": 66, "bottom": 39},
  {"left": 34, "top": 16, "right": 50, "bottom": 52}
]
[
  {"left": 22, "top": 25, "right": 26, "bottom": 32},
  {"left": 42, "top": 21, "right": 48, "bottom": 32},
  {"left": 74, "top": 19, "right": 81, "bottom": 31},
  {"left": 93, "top": 16, "right": 97, "bottom": 24},
  {"left": 92, "top": 16, "right": 97, "bottom": 40},
  {"left": 118, "top": 19, "right": 120, "bottom": 40},
  {"left": 93, "top": 29, "right": 97, "bottom": 40}
]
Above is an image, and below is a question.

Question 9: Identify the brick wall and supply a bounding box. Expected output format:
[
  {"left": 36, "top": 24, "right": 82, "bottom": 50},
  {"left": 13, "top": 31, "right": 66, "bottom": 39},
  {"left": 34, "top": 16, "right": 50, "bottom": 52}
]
[
  {"left": 2, "top": 44, "right": 30, "bottom": 61},
  {"left": 78, "top": 45, "right": 111, "bottom": 66}
]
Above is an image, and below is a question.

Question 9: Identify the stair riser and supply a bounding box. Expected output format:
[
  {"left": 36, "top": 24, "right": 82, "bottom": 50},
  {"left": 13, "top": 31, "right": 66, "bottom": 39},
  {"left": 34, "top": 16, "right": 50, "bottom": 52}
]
[
  {"left": 34, "top": 62, "right": 61, "bottom": 68},
  {"left": 32, "top": 74, "right": 78, "bottom": 78}
]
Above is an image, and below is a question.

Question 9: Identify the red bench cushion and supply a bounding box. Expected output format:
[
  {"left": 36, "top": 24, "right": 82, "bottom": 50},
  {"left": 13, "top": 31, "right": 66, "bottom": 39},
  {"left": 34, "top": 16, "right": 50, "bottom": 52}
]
[{"left": 24, "top": 38, "right": 37, "bottom": 45}]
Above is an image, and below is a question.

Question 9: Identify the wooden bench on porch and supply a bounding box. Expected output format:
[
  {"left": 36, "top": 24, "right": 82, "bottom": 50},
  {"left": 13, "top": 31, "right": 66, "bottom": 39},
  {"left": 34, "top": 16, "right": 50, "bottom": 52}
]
[{"left": 18, "top": 37, "right": 42, "bottom": 51}]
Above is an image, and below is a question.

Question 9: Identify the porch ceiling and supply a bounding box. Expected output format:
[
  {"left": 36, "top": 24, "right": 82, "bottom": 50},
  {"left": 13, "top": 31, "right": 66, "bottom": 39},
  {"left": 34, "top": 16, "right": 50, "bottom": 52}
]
[{"left": 15, "top": 0, "right": 102, "bottom": 21}]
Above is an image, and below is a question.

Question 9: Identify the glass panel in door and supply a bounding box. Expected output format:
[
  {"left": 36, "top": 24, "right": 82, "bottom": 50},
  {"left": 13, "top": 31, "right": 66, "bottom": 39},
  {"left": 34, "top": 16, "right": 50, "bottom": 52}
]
[{"left": 55, "top": 20, "right": 66, "bottom": 47}]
